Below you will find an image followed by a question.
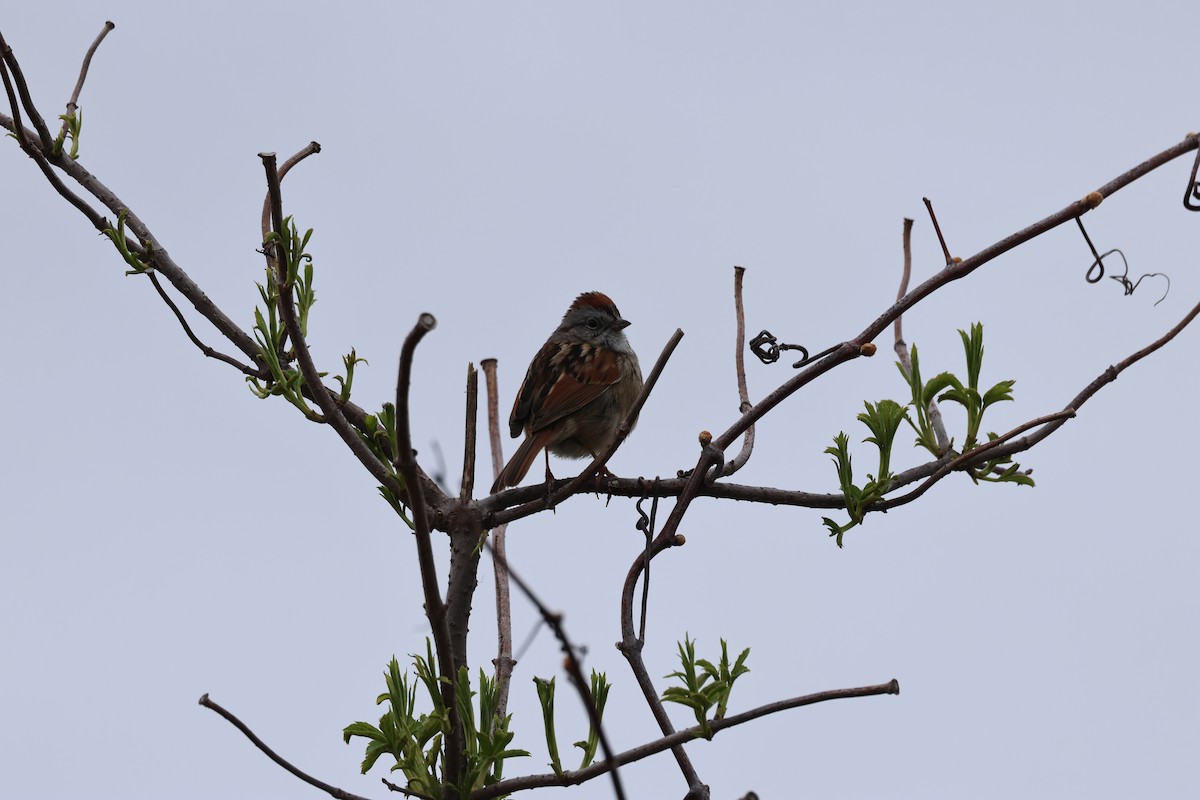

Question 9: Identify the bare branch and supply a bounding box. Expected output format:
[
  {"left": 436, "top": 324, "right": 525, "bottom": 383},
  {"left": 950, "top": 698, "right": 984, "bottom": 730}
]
[
  {"left": 259, "top": 152, "right": 402, "bottom": 489},
  {"left": 460, "top": 363, "right": 478, "bottom": 501},
  {"left": 57, "top": 21, "right": 115, "bottom": 145},
  {"left": 382, "top": 777, "right": 437, "bottom": 800},
  {"left": 480, "top": 358, "right": 515, "bottom": 727},
  {"left": 0, "top": 51, "right": 110, "bottom": 231},
  {"left": 922, "top": 196, "right": 954, "bottom": 265},
  {"left": 146, "top": 272, "right": 263, "bottom": 377},
  {"left": 0, "top": 29, "right": 54, "bottom": 150},
  {"left": 708, "top": 135, "right": 1200, "bottom": 456},
  {"left": 389, "top": 307, "right": 465, "bottom": 787},
  {"left": 720, "top": 266, "right": 755, "bottom": 477},
  {"left": 471, "top": 678, "right": 899, "bottom": 800},
  {"left": 198, "top": 694, "right": 378, "bottom": 800},
  {"left": 894, "top": 217, "right": 950, "bottom": 454},
  {"left": 260, "top": 141, "right": 323, "bottom": 246}
]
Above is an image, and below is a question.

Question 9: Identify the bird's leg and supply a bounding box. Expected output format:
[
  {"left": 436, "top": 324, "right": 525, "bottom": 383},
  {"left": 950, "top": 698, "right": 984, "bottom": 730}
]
[{"left": 543, "top": 450, "right": 558, "bottom": 509}]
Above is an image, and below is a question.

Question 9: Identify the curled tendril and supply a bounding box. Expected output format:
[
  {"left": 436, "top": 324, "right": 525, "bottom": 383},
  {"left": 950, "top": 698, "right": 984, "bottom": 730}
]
[
  {"left": 749, "top": 330, "right": 841, "bottom": 369},
  {"left": 1184, "top": 143, "right": 1200, "bottom": 211},
  {"left": 1077, "top": 218, "right": 1170, "bottom": 306},
  {"left": 634, "top": 478, "right": 660, "bottom": 536},
  {"left": 749, "top": 330, "right": 807, "bottom": 365}
]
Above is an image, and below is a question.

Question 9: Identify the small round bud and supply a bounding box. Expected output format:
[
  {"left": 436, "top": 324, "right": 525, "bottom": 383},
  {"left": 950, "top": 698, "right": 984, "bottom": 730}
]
[
  {"left": 698, "top": 430, "right": 712, "bottom": 446},
  {"left": 1081, "top": 191, "right": 1104, "bottom": 209},
  {"left": 674, "top": 534, "right": 687, "bottom": 546},
  {"left": 951, "top": 256, "right": 963, "bottom": 264},
  {"left": 859, "top": 342, "right": 877, "bottom": 357}
]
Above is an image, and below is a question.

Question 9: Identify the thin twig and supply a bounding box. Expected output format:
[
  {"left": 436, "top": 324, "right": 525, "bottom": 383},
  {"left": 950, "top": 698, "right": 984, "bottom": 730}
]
[
  {"left": 923, "top": 197, "right": 954, "bottom": 265},
  {"left": 470, "top": 678, "right": 898, "bottom": 800},
  {"left": 390, "top": 308, "right": 469, "bottom": 792},
  {"left": 721, "top": 266, "right": 755, "bottom": 477},
  {"left": 881, "top": 410, "right": 1075, "bottom": 510},
  {"left": 56, "top": 21, "right": 115, "bottom": 146},
  {"left": 480, "top": 358, "right": 515, "bottom": 728},
  {"left": 0, "top": 51, "right": 111, "bottom": 231},
  {"left": 198, "top": 694, "right": 378, "bottom": 800},
  {"left": 381, "top": 777, "right": 436, "bottom": 800},
  {"left": 460, "top": 364, "right": 478, "bottom": 501},
  {"left": 147, "top": 272, "right": 263, "bottom": 376},
  {"left": 893, "top": 217, "right": 950, "bottom": 454},
  {"left": 637, "top": 489, "right": 657, "bottom": 644},
  {"left": 615, "top": 440, "right": 723, "bottom": 794},
  {"left": 260, "top": 141, "right": 323, "bottom": 246},
  {"left": 258, "top": 153, "right": 402, "bottom": 488},
  {"left": 391, "top": 311, "right": 461, "bottom": 736},
  {"left": 894, "top": 218, "right": 913, "bottom": 346},
  {"left": 897, "top": 291, "right": 1200, "bottom": 487}
]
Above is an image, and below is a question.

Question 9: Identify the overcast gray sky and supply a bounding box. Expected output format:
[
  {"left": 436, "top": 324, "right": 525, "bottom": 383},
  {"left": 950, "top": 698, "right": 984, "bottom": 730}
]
[{"left": 2, "top": 2, "right": 1197, "bottom": 798}]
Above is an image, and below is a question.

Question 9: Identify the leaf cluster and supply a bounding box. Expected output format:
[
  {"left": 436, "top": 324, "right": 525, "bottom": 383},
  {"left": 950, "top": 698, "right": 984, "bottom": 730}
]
[
  {"left": 344, "top": 642, "right": 529, "bottom": 798},
  {"left": 824, "top": 323, "right": 1031, "bottom": 545},
  {"left": 661, "top": 636, "right": 750, "bottom": 740},
  {"left": 533, "top": 670, "right": 612, "bottom": 776}
]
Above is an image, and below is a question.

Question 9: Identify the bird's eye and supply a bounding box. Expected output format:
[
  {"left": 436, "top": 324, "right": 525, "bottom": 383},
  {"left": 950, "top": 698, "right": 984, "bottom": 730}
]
[{"left": 585, "top": 318, "right": 601, "bottom": 330}]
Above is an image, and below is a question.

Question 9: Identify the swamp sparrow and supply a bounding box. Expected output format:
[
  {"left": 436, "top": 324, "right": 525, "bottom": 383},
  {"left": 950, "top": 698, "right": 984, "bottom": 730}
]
[{"left": 491, "top": 291, "right": 643, "bottom": 492}]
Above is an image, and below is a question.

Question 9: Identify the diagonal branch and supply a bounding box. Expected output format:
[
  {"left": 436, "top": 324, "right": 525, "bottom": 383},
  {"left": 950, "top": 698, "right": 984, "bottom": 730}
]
[
  {"left": 471, "top": 678, "right": 899, "bottom": 800},
  {"left": 199, "top": 694, "right": 379, "bottom": 800},
  {"left": 0, "top": 29, "right": 54, "bottom": 150},
  {"left": 146, "top": 271, "right": 263, "bottom": 376}
]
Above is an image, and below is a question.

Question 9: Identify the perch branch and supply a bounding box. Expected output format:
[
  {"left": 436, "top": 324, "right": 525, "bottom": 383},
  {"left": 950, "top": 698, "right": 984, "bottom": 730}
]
[{"left": 147, "top": 272, "right": 262, "bottom": 376}]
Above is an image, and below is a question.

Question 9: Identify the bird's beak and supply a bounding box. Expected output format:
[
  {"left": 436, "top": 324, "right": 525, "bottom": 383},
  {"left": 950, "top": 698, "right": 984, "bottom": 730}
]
[{"left": 616, "top": 318, "right": 631, "bottom": 330}]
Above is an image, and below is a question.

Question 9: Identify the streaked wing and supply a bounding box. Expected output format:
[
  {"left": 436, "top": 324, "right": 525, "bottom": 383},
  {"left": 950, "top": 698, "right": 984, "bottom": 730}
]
[{"left": 510, "top": 343, "right": 621, "bottom": 436}]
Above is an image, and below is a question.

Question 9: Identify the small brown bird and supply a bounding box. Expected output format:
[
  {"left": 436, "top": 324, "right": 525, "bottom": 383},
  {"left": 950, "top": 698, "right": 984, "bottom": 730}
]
[{"left": 492, "top": 292, "right": 643, "bottom": 492}]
